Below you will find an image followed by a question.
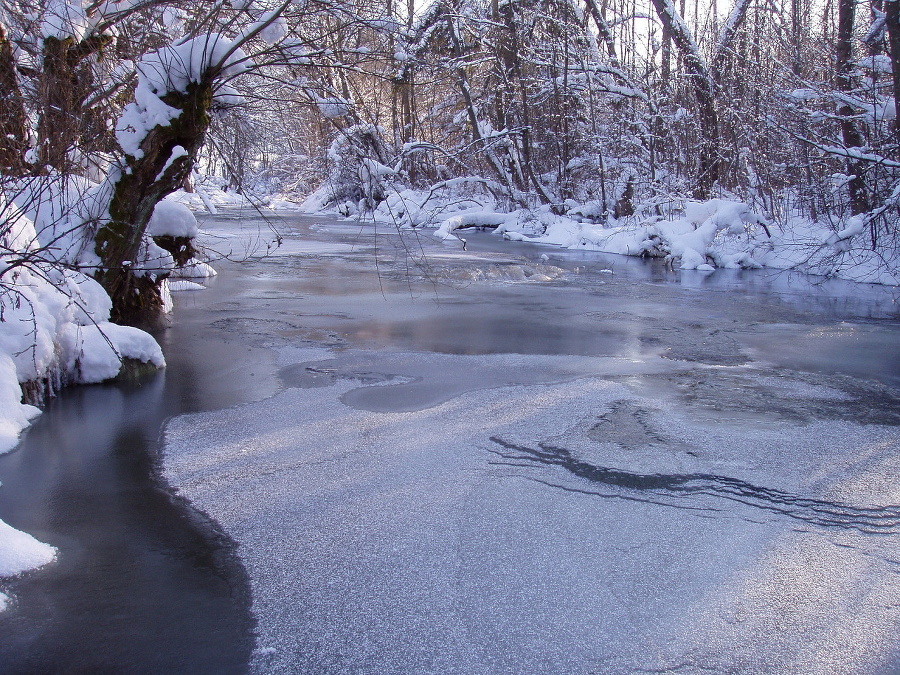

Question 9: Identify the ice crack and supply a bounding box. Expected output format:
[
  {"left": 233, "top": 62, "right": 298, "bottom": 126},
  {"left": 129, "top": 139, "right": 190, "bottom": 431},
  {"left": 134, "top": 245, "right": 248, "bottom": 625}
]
[{"left": 489, "top": 437, "right": 900, "bottom": 533}]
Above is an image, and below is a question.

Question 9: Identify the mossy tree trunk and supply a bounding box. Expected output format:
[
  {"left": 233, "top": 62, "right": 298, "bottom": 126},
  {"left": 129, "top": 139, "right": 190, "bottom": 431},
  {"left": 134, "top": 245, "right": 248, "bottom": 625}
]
[{"left": 94, "top": 81, "right": 214, "bottom": 326}]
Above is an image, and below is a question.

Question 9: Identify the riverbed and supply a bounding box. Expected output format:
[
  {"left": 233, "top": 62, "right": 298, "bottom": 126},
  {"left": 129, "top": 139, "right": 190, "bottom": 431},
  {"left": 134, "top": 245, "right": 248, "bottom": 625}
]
[{"left": 2, "top": 211, "right": 900, "bottom": 674}]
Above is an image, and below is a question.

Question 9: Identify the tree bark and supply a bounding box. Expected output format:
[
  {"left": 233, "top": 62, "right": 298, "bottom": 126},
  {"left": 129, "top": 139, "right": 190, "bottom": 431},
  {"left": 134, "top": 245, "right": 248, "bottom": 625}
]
[
  {"left": 884, "top": 0, "right": 900, "bottom": 143},
  {"left": 649, "top": 0, "right": 720, "bottom": 199},
  {"left": 584, "top": 0, "right": 621, "bottom": 67},
  {"left": 0, "top": 24, "right": 28, "bottom": 174},
  {"left": 36, "top": 35, "right": 112, "bottom": 173},
  {"left": 95, "top": 82, "right": 214, "bottom": 325},
  {"left": 836, "top": 0, "right": 871, "bottom": 214},
  {"left": 649, "top": 0, "right": 753, "bottom": 200}
]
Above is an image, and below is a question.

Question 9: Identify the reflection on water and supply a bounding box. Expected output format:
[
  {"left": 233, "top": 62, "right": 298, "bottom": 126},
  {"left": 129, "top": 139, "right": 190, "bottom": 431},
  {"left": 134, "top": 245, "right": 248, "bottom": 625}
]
[
  {"left": 0, "top": 272, "right": 281, "bottom": 672},
  {"left": 0, "top": 377, "right": 255, "bottom": 673}
]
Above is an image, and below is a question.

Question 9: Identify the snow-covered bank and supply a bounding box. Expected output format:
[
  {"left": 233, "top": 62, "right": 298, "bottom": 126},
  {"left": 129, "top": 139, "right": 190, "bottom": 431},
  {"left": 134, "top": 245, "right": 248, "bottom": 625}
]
[
  {"left": 0, "top": 184, "right": 219, "bottom": 453},
  {"left": 0, "top": 200, "right": 167, "bottom": 452},
  {"left": 532, "top": 202, "right": 900, "bottom": 286},
  {"left": 490, "top": 200, "right": 897, "bottom": 286},
  {"left": 300, "top": 187, "right": 900, "bottom": 287},
  {"left": 0, "top": 196, "right": 169, "bottom": 608}
]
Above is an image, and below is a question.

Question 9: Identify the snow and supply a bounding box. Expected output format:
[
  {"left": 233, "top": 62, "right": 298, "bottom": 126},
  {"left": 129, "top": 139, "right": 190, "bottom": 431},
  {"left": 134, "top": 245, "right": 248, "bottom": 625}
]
[
  {"left": 540, "top": 198, "right": 774, "bottom": 272},
  {"left": 0, "top": 198, "right": 36, "bottom": 254},
  {"left": 0, "top": 355, "right": 40, "bottom": 455},
  {"left": 315, "top": 96, "right": 351, "bottom": 119},
  {"left": 434, "top": 210, "right": 515, "bottom": 242},
  {"left": 137, "top": 35, "right": 248, "bottom": 98},
  {"left": 0, "top": 518, "right": 54, "bottom": 578},
  {"left": 116, "top": 94, "right": 181, "bottom": 160},
  {"left": 172, "top": 258, "right": 217, "bottom": 279},
  {"left": 167, "top": 279, "right": 206, "bottom": 291},
  {"left": 0, "top": 259, "right": 166, "bottom": 405},
  {"left": 11, "top": 174, "right": 108, "bottom": 268},
  {"left": 161, "top": 7, "right": 184, "bottom": 29},
  {"left": 857, "top": 54, "right": 894, "bottom": 75},
  {"left": 679, "top": 246, "right": 709, "bottom": 270},
  {"left": 147, "top": 196, "right": 199, "bottom": 238},
  {"left": 154, "top": 145, "right": 190, "bottom": 183},
  {"left": 835, "top": 215, "right": 866, "bottom": 241},
  {"left": 253, "top": 15, "right": 288, "bottom": 45},
  {"left": 787, "top": 88, "right": 820, "bottom": 102},
  {"left": 116, "top": 35, "right": 249, "bottom": 158},
  {"left": 60, "top": 321, "right": 165, "bottom": 384},
  {"left": 0, "top": 516, "right": 56, "bottom": 578},
  {"left": 133, "top": 238, "right": 175, "bottom": 276},
  {"left": 41, "top": 0, "right": 88, "bottom": 41}
]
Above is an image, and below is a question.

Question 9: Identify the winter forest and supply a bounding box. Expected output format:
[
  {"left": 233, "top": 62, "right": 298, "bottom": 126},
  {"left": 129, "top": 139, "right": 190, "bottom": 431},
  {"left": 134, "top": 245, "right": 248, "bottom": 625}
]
[{"left": 0, "top": 0, "right": 900, "bottom": 675}]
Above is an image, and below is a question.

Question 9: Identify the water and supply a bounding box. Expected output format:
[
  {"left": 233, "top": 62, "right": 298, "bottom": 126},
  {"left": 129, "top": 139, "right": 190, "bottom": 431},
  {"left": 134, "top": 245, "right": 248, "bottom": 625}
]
[
  {"left": 1, "top": 212, "right": 899, "bottom": 673},
  {"left": 0, "top": 243, "right": 280, "bottom": 672},
  {"left": 0, "top": 381, "right": 253, "bottom": 673}
]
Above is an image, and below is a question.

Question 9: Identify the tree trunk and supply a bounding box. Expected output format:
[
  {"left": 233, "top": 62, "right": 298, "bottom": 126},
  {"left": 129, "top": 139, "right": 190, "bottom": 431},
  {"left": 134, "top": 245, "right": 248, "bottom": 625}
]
[
  {"left": 446, "top": 15, "right": 522, "bottom": 201},
  {"left": 584, "top": 0, "right": 621, "bottom": 67},
  {"left": 36, "top": 35, "right": 111, "bottom": 173},
  {"left": 884, "top": 0, "right": 900, "bottom": 144},
  {"left": 37, "top": 37, "right": 78, "bottom": 171},
  {"left": 649, "top": 0, "right": 720, "bottom": 199},
  {"left": 0, "top": 25, "right": 28, "bottom": 175},
  {"left": 649, "top": 0, "right": 753, "bottom": 200},
  {"left": 95, "top": 82, "right": 214, "bottom": 325},
  {"left": 836, "top": 0, "right": 871, "bottom": 214}
]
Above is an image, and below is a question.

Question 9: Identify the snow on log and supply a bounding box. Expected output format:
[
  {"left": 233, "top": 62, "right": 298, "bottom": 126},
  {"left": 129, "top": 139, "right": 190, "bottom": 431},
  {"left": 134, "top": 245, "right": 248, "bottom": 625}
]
[{"left": 434, "top": 211, "right": 517, "bottom": 242}]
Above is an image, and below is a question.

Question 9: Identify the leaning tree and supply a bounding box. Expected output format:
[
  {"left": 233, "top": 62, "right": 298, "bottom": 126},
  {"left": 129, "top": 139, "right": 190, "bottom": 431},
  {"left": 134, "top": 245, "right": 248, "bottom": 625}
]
[{"left": 0, "top": 0, "right": 388, "bottom": 324}]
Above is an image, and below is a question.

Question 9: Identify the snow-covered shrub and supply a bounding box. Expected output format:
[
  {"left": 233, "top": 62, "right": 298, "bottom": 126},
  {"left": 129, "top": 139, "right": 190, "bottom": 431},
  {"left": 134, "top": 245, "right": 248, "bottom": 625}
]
[
  {"left": 368, "top": 177, "right": 501, "bottom": 230},
  {"left": 247, "top": 154, "right": 317, "bottom": 201},
  {"left": 308, "top": 124, "right": 395, "bottom": 213}
]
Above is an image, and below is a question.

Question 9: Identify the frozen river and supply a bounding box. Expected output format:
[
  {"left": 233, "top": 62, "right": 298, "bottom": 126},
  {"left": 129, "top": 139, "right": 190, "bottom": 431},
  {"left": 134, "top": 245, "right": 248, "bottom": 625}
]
[{"left": 3, "top": 211, "right": 900, "bottom": 673}]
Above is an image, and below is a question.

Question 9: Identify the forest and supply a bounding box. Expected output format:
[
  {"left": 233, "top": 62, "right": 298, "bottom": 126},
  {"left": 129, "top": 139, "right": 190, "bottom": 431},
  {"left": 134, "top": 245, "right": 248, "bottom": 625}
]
[{"left": 2, "top": 1, "right": 900, "bottom": 278}]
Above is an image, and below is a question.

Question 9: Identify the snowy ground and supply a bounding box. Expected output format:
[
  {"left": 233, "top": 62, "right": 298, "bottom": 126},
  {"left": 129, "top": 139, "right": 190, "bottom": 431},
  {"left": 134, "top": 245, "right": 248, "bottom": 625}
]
[{"left": 161, "top": 214, "right": 900, "bottom": 674}]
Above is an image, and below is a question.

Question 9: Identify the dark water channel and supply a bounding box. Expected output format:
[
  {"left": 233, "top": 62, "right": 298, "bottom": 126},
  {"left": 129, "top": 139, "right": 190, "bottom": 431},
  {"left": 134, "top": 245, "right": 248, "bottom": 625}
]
[
  {"left": 0, "top": 262, "right": 279, "bottom": 672},
  {"left": 0, "top": 381, "right": 253, "bottom": 673},
  {"left": 0, "top": 212, "right": 899, "bottom": 673}
]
